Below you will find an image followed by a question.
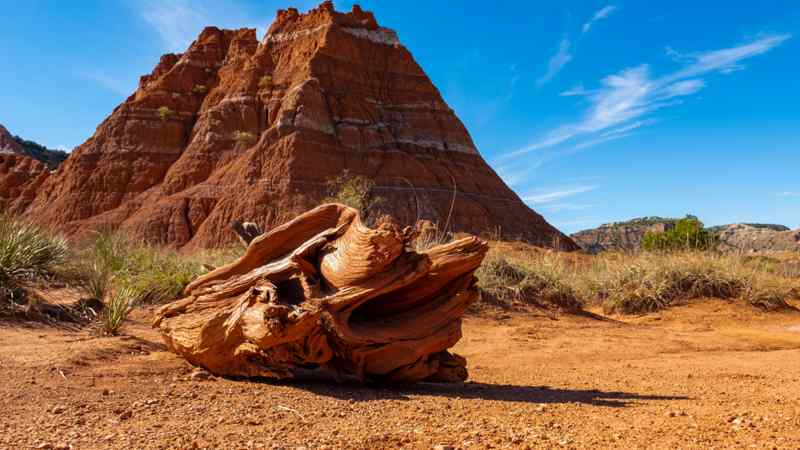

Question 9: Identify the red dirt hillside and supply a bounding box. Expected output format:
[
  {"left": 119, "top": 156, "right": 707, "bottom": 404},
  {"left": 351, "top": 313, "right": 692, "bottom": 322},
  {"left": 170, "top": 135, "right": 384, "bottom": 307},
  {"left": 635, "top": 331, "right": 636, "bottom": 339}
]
[{"left": 14, "top": 2, "right": 578, "bottom": 250}]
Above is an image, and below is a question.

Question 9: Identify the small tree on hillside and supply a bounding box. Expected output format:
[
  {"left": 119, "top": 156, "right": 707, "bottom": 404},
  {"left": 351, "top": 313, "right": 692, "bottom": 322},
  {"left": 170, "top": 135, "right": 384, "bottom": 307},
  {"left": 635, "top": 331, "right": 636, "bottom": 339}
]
[{"left": 642, "top": 216, "right": 717, "bottom": 252}]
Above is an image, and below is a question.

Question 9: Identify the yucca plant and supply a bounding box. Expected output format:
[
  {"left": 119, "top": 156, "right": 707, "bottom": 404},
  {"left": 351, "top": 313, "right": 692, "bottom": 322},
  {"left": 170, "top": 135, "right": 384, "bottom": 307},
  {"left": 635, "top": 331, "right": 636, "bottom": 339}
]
[{"left": 0, "top": 215, "right": 68, "bottom": 282}]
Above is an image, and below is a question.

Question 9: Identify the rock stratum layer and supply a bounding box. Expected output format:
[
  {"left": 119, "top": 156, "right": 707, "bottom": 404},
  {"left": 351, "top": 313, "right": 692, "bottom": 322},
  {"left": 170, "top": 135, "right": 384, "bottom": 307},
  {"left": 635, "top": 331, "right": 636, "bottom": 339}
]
[
  {"left": 154, "top": 203, "right": 488, "bottom": 384},
  {"left": 9, "top": 2, "right": 577, "bottom": 250}
]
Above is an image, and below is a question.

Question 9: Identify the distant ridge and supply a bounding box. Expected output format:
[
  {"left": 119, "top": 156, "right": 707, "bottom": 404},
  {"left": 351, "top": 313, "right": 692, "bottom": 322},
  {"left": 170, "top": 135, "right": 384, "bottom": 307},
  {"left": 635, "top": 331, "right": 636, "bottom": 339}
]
[
  {"left": 572, "top": 216, "right": 798, "bottom": 253},
  {"left": 0, "top": 124, "right": 67, "bottom": 169}
]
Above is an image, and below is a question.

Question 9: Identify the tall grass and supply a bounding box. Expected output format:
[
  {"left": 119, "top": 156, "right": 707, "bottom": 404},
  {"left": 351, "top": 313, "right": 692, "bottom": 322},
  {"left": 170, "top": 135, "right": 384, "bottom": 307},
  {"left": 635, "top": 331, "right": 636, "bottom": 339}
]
[
  {"left": 100, "top": 285, "right": 135, "bottom": 335},
  {"left": 73, "top": 231, "right": 204, "bottom": 305},
  {"left": 477, "top": 253, "right": 583, "bottom": 312},
  {"left": 475, "top": 246, "right": 799, "bottom": 315}
]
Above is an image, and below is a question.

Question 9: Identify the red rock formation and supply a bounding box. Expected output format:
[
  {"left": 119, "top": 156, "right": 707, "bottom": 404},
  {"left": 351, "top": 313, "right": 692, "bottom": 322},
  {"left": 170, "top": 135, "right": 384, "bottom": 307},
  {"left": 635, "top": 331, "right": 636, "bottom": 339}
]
[
  {"left": 19, "top": 2, "right": 578, "bottom": 250},
  {"left": 0, "top": 126, "right": 51, "bottom": 212},
  {"left": 0, "top": 125, "right": 25, "bottom": 155}
]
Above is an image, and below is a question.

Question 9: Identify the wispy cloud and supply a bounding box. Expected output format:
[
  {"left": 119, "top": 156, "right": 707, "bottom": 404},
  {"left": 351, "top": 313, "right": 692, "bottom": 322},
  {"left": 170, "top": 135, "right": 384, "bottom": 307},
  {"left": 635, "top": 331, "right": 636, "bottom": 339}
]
[
  {"left": 537, "top": 36, "right": 573, "bottom": 87},
  {"left": 542, "top": 203, "right": 597, "bottom": 213},
  {"left": 133, "top": 0, "right": 286, "bottom": 52},
  {"left": 777, "top": 191, "right": 800, "bottom": 197},
  {"left": 76, "top": 71, "right": 135, "bottom": 96},
  {"left": 582, "top": 5, "right": 618, "bottom": 34},
  {"left": 139, "top": 0, "right": 211, "bottom": 52},
  {"left": 505, "top": 33, "right": 791, "bottom": 159},
  {"left": 522, "top": 185, "right": 598, "bottom": 205},
  {"left": 552, "top": 218, "right": 603, "bottom": 231}
]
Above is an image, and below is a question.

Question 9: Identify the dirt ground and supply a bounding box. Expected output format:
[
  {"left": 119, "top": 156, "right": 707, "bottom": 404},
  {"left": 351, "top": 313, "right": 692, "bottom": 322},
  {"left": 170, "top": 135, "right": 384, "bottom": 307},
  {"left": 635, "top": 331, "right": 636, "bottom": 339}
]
[{"left": 2, "top": 299, "right": 799, "bottom": 450}]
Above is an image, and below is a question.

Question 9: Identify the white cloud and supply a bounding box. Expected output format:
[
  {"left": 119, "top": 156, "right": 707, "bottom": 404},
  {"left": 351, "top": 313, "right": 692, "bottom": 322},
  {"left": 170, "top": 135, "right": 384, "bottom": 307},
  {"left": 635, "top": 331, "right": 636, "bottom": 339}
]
[
  {"left": 600, "top": 119, "right": 657, "bottom": 137},
  {"left": 76, "top": 71, "right": 135, "bottom": 96},
  {"left": 537, "top": 36, "right": 573, "bottom": 87},
  {"left": 560, "top": 84, "right": 589, "bottom": 97},
  {"left": 572, "top": 131, "right": 635, "bottom": 151},
  {"left": 582, "top": 5, "right": 618, "bottom": 34},
  {"left": 522, "top": 185, "right": 597, "bottom": 205},
  {"left": 777, "top": 192, "right": 800, "bottom": 197},
  {"left": 505, "top": 33, "right": 791, "bottom": 159}
]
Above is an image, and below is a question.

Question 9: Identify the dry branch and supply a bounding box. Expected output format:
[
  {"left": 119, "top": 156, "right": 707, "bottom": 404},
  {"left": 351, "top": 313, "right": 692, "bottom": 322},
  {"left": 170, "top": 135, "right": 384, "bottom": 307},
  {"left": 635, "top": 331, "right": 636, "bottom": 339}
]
[{"left": 154, "top": 204, "right": 488, "bottom": 385}]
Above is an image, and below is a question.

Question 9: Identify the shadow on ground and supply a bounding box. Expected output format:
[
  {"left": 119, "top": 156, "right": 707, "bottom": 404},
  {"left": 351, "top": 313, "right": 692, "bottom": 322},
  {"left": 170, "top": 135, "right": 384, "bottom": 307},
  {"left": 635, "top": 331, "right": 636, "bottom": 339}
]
[{"left": 258, "top": 379, "right": 690, "bottom": 408}]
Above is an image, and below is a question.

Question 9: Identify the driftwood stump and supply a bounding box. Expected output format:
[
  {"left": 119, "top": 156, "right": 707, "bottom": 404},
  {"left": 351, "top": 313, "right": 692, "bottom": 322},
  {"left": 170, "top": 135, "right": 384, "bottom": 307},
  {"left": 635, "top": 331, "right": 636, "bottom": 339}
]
[{"left": 153, "top": 204, "right": 488, "bottom": 385}]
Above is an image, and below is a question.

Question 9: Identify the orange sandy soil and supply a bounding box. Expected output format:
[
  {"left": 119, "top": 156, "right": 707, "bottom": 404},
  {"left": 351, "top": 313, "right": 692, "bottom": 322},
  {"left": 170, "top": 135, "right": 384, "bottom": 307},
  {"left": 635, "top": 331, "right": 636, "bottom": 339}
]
[{"left": 2, "top": 299, "right": 799, "bottom": 450}]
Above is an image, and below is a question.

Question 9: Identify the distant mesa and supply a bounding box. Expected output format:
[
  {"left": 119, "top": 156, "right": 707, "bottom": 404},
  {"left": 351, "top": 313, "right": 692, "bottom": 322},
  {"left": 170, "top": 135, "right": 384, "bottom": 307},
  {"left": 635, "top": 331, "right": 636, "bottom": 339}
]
[
  {"left": 571, "top": 217, "right": 681, "bottom": 254},
  {"left": 572, "top": 217, "right": 799, "bottom": 254},
  {"left": 1, "top": 2, "right": 578, "bottom": 250}
]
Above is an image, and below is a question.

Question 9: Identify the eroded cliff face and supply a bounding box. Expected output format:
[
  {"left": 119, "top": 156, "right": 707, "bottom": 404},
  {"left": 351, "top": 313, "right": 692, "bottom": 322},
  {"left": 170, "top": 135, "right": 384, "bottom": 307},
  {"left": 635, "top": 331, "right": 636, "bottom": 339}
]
[
  {"left": 17, "top": 2, "right": 577, "bottom": 250},
  {"left": 0, "top": 126, "right": 51, "bottom": 212},
  {"left": 571, "top": 222, "right": 675, "bottom": 254},
  {"left": 714, "top": 224, "right": 800, "bottom": 253}
]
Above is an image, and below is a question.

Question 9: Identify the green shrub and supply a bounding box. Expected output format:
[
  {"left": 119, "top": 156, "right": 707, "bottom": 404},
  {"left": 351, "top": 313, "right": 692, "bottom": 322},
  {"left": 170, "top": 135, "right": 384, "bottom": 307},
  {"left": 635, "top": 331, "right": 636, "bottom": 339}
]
[
  {"left": 258, "top": 75, "right": 273, "bottom": 90},
  {"left": 323, "top": 170, "right": 384, "bottom": 216},
  {"left": 642, "top": 216, "right": 717, "bottom": 252},
  {"left": 232, "top": 130, "right": 256, "bottom": 143},
  {"left": 157, "top": 106, "right": 175, "bottom": 121}
]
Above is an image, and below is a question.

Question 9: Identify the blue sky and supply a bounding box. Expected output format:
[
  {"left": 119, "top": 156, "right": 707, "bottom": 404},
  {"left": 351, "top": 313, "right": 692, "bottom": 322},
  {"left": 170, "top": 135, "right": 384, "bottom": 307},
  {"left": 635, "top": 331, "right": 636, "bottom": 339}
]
[{"left": 2, "top": 1, "right": 799, "bottom": 233}]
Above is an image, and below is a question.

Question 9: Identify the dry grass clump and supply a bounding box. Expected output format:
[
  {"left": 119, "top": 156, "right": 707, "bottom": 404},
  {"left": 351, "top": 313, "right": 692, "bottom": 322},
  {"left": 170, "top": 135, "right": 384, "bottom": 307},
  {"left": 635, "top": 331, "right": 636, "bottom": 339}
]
[
  {"left": 590, "top": 254, "right": 740, "bottom": 314},
  {"left": 476, "top": 252, "right": 583, "bottom": 312},
  {"left": 587, "top": 253, "right": 795, "bottom": 314},
  {"left": 474, "top": 244, "right": 798, "bottom": 316}
]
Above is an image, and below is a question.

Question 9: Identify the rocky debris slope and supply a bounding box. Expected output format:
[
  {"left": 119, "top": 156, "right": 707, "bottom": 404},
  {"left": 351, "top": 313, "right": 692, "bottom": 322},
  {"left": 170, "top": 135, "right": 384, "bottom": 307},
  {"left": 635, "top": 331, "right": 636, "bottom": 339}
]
[
  {"left": 10, "top": 2, "right": 576, "bottom": 250},
  {"left": 713, "top": 223, "right": 800, "bottom": 253},
  {"left": 571, "top": 217, "right": 677, "bottom": 254}
]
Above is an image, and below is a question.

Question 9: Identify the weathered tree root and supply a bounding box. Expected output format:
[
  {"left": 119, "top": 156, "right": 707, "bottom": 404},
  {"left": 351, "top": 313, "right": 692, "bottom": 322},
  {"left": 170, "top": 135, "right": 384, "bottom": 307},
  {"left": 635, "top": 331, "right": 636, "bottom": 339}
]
[{"left": 153, "top": 204, "right": 488, "bottom": 385}]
